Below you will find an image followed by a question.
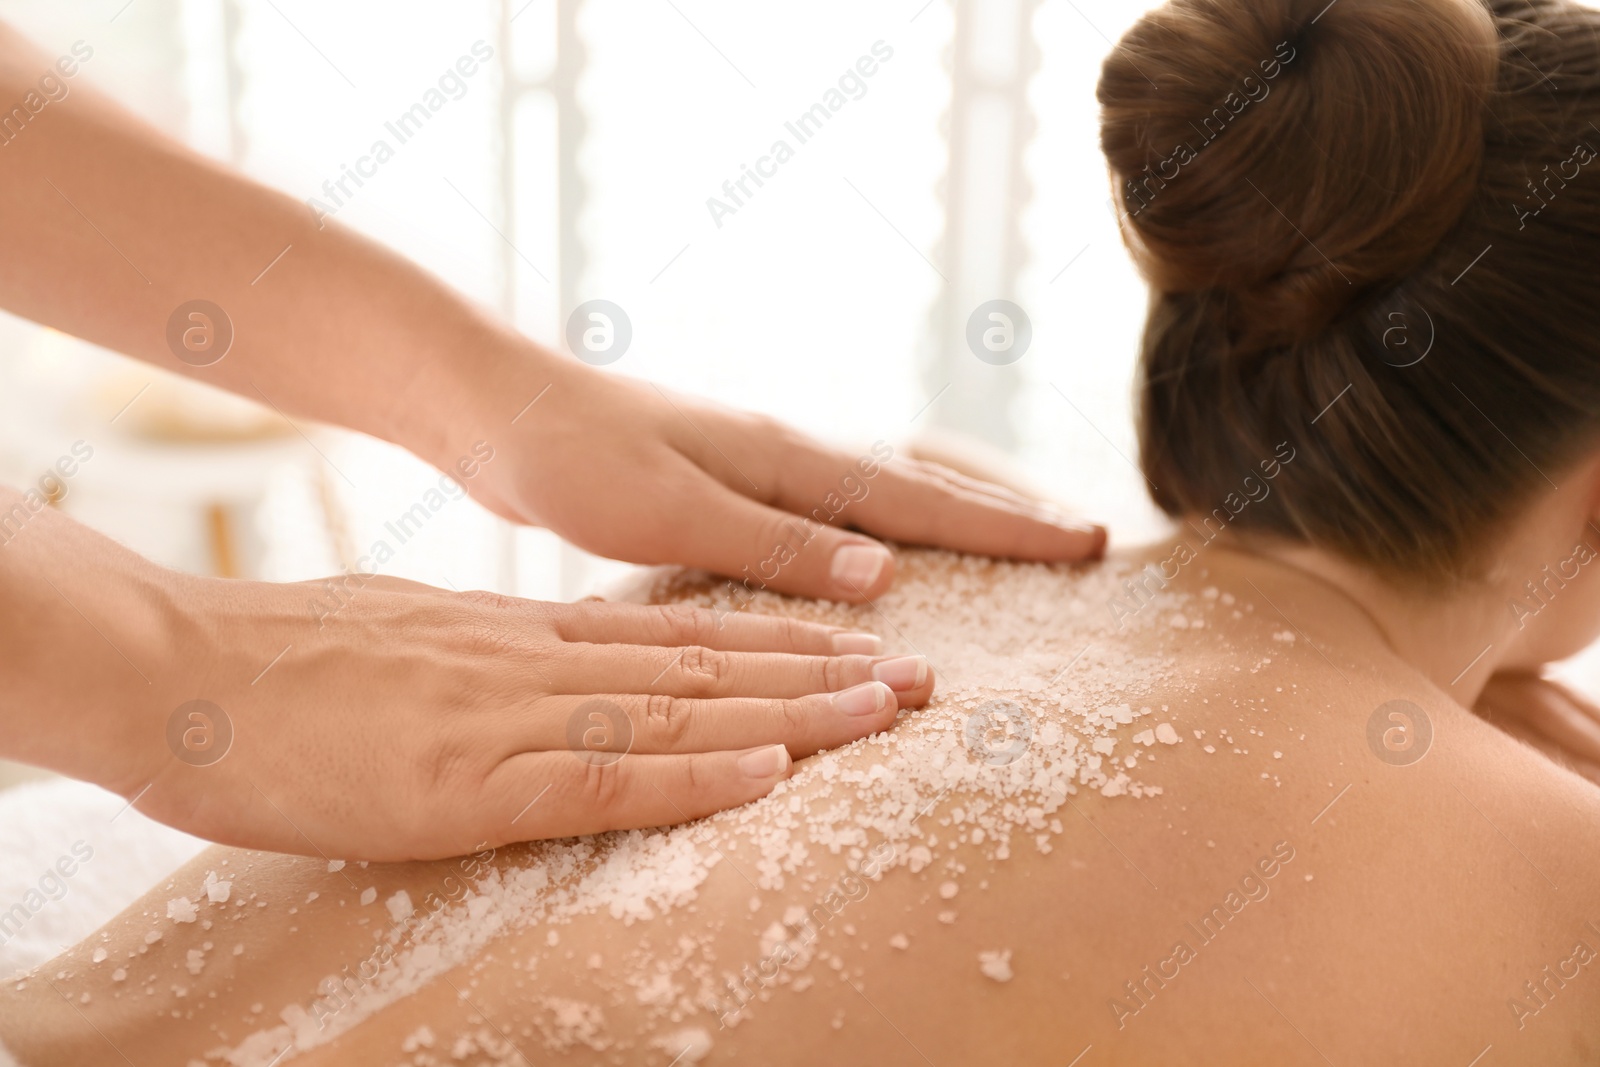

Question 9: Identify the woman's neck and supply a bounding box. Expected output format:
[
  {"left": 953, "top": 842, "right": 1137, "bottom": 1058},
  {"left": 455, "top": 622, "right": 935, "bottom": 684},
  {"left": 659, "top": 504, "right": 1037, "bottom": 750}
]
[{"left": 1225, "top": 540, "right": 1513, "bottom": 704}]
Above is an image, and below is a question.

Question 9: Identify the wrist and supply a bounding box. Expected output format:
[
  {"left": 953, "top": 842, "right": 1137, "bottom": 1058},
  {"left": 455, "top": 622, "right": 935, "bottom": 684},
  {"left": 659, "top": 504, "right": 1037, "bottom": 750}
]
[
  {"left": 394, "top": 323, "right": 568, "bottom": 480},
  {"left": 0, "top": 551, "right": 194, "bottom": 796}
]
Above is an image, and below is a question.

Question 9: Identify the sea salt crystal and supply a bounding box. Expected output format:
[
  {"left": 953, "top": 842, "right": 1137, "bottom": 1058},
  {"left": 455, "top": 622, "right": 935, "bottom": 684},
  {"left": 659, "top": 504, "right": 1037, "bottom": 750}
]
[
  {"left": 327, "top": 860, "right": 345, "bottom": 873},
  {"left": 400, "top": 1025, "right": 435, "bottom": 1052},
  {"left": 653, "top": 1027, "right": 713, "bottom": 1062},
  {"left": 359, "top": 887, "right": 377, "bottom": 906},
  {"left": 1154, "top": 723, "right": 1181, "bottom": 745},
  {"left": 889, "top": 934, "right": 910, "bottom": 950},
  {"left": 91, "top": 948, "right": 107, "bottom": 963},
  {"left": 186, "top": 949, "right": 205, "bottom": 976},
  {"left": 1132, "top": 729, "right": 1155, "bottom": 747},
  {"left": 979, "top": 949, "right": 1014, "bottom": 982},
  {"left": 203, "top": 872, "right": 231, "bottom": 904},
  {"left": 385, "top": 891, "right": 413, "bottom": 923},
  {"left": 167, "top": 897, "right": 197, "bottom": 923},
  {"left": 939, "top": 882, "right": 959, "bottom": 900},
  {"left": 111, "top": 969, "right": 126, "bottom": 982}
]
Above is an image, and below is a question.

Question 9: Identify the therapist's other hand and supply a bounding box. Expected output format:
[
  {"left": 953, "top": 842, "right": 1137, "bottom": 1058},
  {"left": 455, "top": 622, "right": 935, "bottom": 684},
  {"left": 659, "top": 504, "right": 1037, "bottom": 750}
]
[
  {"left": 1475, "top": 670, "right": 1600, "bottom": 786},
  {"left": 128, "top": 576, "right": 930, "bottom": 862},
  {"left": 462, "top": 361, "right": 1105, "bottom": 602}
]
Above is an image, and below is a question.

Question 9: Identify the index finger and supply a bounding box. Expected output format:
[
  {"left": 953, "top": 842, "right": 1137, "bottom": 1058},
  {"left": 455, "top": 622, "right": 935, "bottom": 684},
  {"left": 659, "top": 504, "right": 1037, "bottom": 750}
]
[
  {"left": 773, "top": 447, "right": 1106, "bottom": 562},
  {"left": 551, "top": 601, "right": 884, "bottom": 655}
]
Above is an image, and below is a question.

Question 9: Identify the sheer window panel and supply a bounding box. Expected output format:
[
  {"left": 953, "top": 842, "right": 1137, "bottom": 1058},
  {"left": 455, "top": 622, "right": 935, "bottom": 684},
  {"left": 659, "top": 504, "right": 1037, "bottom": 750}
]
[
  {"left": 1017, "top": 0, "right": 1165, "bottom": 541},
  {"left": 507, "top": 84, "right": 576, "bottom": 602},
  {"left": 226, "top": 0, "right": 511, "bottom": 591},
  {"left": 573, "top": 0, "right": 948, "bottom": 435}
]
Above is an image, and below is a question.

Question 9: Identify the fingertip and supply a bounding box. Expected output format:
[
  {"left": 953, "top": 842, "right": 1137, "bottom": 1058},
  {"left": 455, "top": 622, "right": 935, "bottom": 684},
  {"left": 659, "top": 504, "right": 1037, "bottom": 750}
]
[
  {"left": 1084, "top": 524, "right": 1110, "bottom": 561},
  {"left": 828, "top": 541, "right": 896, "bottom": 601},
  {"left": 831, "top": 630, "right": 885, "bottom": 655},
  {"left": 1032, "top": 519, "right": 1107, "bottom": 562},
  {"left": 737, "top": 743, "right": 792, "bottom": 781}
]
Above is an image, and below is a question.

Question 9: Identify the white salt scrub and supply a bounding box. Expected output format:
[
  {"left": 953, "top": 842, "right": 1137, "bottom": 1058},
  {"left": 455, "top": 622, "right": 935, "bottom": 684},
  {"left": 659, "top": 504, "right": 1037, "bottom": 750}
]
[
  {"left": 218, "top": 551, "right": 1212, "bottom": 1065},
  {"left": 979, "top": 949, "right": 1015, "bottom": 983},
  {"left": 203, "top": 871, "right": 231, "bottom": 903}
]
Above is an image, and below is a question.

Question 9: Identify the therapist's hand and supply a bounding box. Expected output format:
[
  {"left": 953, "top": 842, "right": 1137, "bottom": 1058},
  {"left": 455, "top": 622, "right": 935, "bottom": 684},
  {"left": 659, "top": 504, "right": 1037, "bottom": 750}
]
[
  {"left": 456, "top": 358, "right": 1106, "bottom": 603},
  {"left": 123, "top": 575, "right": 931, "bottom": 862}
]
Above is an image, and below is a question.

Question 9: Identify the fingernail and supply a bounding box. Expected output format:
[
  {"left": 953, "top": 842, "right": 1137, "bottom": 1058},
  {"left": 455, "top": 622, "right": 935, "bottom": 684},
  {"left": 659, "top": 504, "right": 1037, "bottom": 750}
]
[
  {"left": 832, "top": 631, "right": 883, "bottom": 655},
  {"left": 833, "top": 681, "right": 892, "bottom": 717},
  {"left": 739, "top": 744, "right": 791, "bottom": 779},
  {"left": 872, "top": 655, "right": 928, "bottom": 691},
  {"left": 831, "top": 543, "right": 889, "bottom": 593}
]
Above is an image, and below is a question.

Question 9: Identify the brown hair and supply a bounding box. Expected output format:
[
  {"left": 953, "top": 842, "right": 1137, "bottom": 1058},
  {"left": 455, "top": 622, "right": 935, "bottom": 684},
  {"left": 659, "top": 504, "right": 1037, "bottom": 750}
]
[{"left": 1100, "top": 0, "right": 1600, "bottom": 582}]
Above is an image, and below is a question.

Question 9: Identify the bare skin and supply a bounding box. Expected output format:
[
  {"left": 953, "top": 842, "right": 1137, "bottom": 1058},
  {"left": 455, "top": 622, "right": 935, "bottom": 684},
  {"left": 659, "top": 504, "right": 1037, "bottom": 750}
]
[{"left": 6, "top": 542, "right": 1598, "bottom": 1066}]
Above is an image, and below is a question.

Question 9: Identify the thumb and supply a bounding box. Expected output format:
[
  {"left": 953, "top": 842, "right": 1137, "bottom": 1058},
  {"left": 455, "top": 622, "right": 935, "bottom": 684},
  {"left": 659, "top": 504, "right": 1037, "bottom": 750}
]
[{"left": 659, "top": 480, "right": 896, "bottom": 603}]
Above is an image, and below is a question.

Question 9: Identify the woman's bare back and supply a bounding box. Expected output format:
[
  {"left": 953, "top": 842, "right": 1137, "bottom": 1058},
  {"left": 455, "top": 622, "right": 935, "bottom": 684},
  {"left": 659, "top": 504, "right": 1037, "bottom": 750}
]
[{"left": 7, "top": 546, "right": 1599, "bottom": 1066}]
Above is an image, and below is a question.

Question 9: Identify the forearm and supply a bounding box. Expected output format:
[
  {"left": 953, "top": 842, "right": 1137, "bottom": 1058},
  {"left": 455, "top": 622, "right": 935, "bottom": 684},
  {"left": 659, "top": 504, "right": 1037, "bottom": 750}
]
[
  {"left": 0, "top": 485, "right": 186, "bottom": 792},
  {"left": 0, "top": 24, "right": 544, "bottom": 472}
]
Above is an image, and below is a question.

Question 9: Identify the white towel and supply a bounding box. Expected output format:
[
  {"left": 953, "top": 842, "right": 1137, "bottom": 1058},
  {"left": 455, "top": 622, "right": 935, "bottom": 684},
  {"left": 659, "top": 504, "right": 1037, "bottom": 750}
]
[{"left": 0, "top": 777, "right": 205, "bottom": 978}]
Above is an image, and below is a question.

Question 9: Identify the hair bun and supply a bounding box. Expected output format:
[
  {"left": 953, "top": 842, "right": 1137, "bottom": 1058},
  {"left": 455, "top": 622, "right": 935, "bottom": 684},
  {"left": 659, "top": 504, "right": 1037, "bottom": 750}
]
[{"left": 1099, "top": 0, "right": 1498, "bottom": 352}]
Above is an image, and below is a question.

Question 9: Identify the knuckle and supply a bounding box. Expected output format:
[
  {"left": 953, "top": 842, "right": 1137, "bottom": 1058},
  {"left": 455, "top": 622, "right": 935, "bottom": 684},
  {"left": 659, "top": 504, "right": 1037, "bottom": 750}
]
[
  {"left": 574, "top": 758, "right": 626, "bottom": 814},
  {"left": 777, "top": 699, "right": 811, "bottom": 740},
  {"left": 657, "top": 603, "right": 715, "bottom": 646},
  {"left": 459, "top": 588, "right": 518, "bottom": 613},
  {"left": 416, "top": 727, "right": 474, "bottom": 798},
  {"left": 773, "top": 614, "right": 810, "bottom": 650},
  {"left": 821, "top": 654, "right": 848, "bottom": 692},
  {"left": 644, "top": 694, "right": 695, "bottom": 748},
  {"left": 676, "top": 645, "right": 731, "bottom": 693},
  {"left": 678, "top": 754, "right": 704, "bottom": 805}
]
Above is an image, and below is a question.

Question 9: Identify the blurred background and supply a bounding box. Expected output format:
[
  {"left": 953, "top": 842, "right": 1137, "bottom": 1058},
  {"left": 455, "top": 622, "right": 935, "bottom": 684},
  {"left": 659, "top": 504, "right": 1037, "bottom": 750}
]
[
  {"left": 0, "top": 0, "right": 1166, "bottom": 610},
  {"left": 1, "top": 0, "right": 1596, "bottom": 797}
]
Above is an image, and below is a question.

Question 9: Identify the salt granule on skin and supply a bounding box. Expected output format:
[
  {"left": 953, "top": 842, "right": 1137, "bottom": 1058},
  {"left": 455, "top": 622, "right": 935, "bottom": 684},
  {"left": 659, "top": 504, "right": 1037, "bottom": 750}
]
[
  {"left": 653, "top": 1027, "right": 713, "bottom": 1063},
  {"left": 359, "top": 887, "right": 377, "bottom": 906},
  {"left": 167, "top": 897, "right": 198, "bottom": 923},
  {"left": 203, "top": 871, "right": 231, "bottom": 903},
  {"left": 385, "top": 891, "right": 413, "bottom": 923},
  {"left": 216, "top": 553, "right": 1206, "bottom": 1065},
  {"left": 979, "top": 949, "right": 1015, "bottom": 982}
]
